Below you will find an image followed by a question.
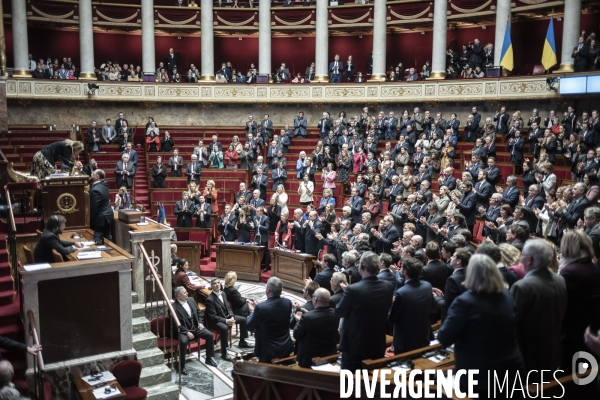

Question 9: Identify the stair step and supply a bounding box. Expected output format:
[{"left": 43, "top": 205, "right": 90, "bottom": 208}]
[
  {"left": 0, "top": 323, "right": 22, "bottom": 341},
  {"left": 0, "top": 290, "right": 15, "bottom": 306},
  {"left": 136, "top": 348, "right": 166, "bottom": 369},
  {"left": 145, "top": 382, "right": 180, "bottom": 400},
  {"left": 131, "top": 291, "right": 139, "bottom": 304},
  {"left": 0, "top": 262, "right": 10, "bottom": 277},
  {"left": 0, "top": 249, "right": 7, "bottom": 264},
  {"left": 132, "top": 303, "right": 146, "bottom": 318},
  {"left": 133, "top": 331, "right": 158, "bottom": 351},
  {"left": 132, "top": 317, "right": 151, "bottom": 334},
  {"left": 139, "top": 364, "right": 172, "bottom": 387},
  {"left": 0, "top": 276, "right": 14, "bottom": 291}
]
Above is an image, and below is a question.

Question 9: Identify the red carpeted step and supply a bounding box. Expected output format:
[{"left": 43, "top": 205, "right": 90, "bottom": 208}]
[
  {"left": 200, "top": 257, "right": 210, "bottom": 266},
  {"left": 0, "top": 290, "right": 15, "bottom": 306},
  {"left": 260, "top": 270, "right": 272, "bottom": 283},
  {"left": 201, "top": 262, "right": 216, "bottom": 277},
  {"left": 0, "top": 249, "right": 7, "bottom": 264},
  {"left": 0, "top": 321, "right": 23, "bottom": 341},
  {"left": 0, "top": 298, "right": 22, "bottom": 326},
  {"left": 0, "top": 275, "right": 14, "bottom": 292},
  {"left": 0, "top": 262, "right": 11, "bottom": 277}
]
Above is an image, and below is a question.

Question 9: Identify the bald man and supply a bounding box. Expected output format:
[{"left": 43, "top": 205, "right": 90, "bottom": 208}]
[
  {"left": 292, "top": 288, "right": 340, "bottom": 368},
  {"left": 0, "top": 360, "right": 24, "bottom": 398}
]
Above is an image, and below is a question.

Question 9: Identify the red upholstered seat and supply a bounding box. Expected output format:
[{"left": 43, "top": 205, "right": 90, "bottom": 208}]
[{"left": 112, "top": 360, "right": 147, "bottom": 400}]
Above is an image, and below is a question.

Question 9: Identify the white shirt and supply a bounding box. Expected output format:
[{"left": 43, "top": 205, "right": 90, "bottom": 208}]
[
  {"left": 178, "top": 299, "right": 192, "bottom": 317},
  {"left": 213, "top": 290, "right": 224, "bottom": 305}
]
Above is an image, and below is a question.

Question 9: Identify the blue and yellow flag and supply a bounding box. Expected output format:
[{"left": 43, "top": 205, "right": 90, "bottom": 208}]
[
  {"left": 541, "top": 18, "right": 558, "bottom": 70},
  {"left": 499, "top": 21, "right": 514, "bottom": 71}
]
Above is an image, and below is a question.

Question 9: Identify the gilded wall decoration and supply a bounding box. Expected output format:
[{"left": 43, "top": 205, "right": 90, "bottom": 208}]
[
  {"left": 325, "top": 87, "right": 365, "bottom": 97},
  {"left": 201, "top": 87, "right": 212, "bottom": 98},
  {"left": 425, "top": 85, "right": 436, "bottom": 96},
  {"left": 144, "top": 86, "right": 156, "bottom": 97},
  {"left": 34, "top": 83, "right": 80, "bottom": 95},
  {"left": 485, "top": 83, "right": 497, "bottom": 94},
  {"left": 381, "top": 86, "right": 422, "bottom": 97},
  {"left": 214, "top": 87, "right": 255, "bottom": 97},
  {"left": 157, "top": 86, "right": 199, "bottom": 97},
  {"left": 99, "top": 85, "right": 143, "bottom": 96},
  {"left": 367, "top": 86, "right": 378, "bottom": 97},
  {"left": 257, "top": 87, "right": 267, "bottom": 97},
  {"left": 438, "top": 84, "right": 482, "bottom": 96},
  {"left": 6, "top": 81, "right": 16, "bottom": 94},
  {"left": 271, "top": 87, "right": 310, "bottom": 98},
  {"left": 18, "top": 82, "right": 32, "bottom": 93},
  {"left": 311, "top": 87, "right": 323, "bottom": 98},
  {"left": 500, "top": 81, "right": 546, "bottom": 94}
]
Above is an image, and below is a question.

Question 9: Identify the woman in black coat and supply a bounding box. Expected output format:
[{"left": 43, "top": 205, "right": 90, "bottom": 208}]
[
  {"left": 223, "top": 271, "right": 250, "bottom": 317},
  {"left": 437, "top": 254, "right": 524, "bottom": 395},
  {"left": 521, "top": 160, "right": 537, "bottom": 194},
  {"left": 235, "top": 206, "right": 252, "bottom": 243},
  {"left": 31, "top": 139, "right": 84, "bottom": 179}
]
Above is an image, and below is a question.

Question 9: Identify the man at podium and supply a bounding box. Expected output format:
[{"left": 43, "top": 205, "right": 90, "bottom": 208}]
[
  {"left": 34, "top": 215, "right": 84, "bottom": 263},
  {"left": 89, "top": 170, "right": 114, "bottom": 241}
]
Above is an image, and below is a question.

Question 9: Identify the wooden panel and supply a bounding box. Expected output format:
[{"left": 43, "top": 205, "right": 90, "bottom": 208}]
[
  {"left": 270, "top": 249, "right": 315, "bottom": 292},
  {"left": 174, "top": 241, "right": 200, "bottom": 272},
  {"left": 40, "top": 176, "right": 90, "bottom": 230},
  {"left": 215, "top": 243, "right": 263, "bottom": 282},
  {"left": 38, "top": 272, "right": 121, "bottom": 364}
]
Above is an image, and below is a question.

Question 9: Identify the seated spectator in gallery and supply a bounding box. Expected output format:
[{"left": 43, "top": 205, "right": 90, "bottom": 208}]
[
  {"left": 354, "top": 72, "right": 366, "bottom": 83},
  {"left": 215, "top": 72, "right": 227, "bottom": 83},
  {"left": 292, "top": 73, "right": 305, "bottom": 84},
  {"left": 406, "top": 68, "right": 419, "bottom": 81}
]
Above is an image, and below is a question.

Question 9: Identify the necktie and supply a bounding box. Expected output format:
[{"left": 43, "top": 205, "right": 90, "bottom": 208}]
[
  {"left": 224, "top": 215, "right": 229, "bottom": 236},
  {"left": 124, "top": 162, "right": 127, "bottom": 170}
]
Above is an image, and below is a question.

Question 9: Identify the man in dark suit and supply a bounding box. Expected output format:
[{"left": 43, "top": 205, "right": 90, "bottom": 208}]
[
  {"left": 330, "top": 272, "right": 346, "bottom": 307},
  {"left": 474, "top": 169, "right": 495, "bottom": 210},
  {"left": 123, "top": 142, "right": 138, "bottom": 172},
  {"left": 185, "top": 154, "right": 202, "bottom": 185},
  {"left": 454, "top": 181, "right": 477, "bottom": 233},
  {"left": 385, "top": 111, "right": 398, "bottom": 141},
  {"left": 388, "top": 257, "right": 433, "bottom": 354},
  {"left": 168, "top": 149, "right": 184, "bottom": 177},
  {"left": 373, "top": 216, "right": 400, "bottom": 255},
  {"left": 173, "top": 287, "right": 218, "bottom": 372},
  {"left": 271, "top": 164, "right": 287, "bottom": 190},
  {"left": 195, "top": 195, "right": 212, "bottom": 229},
  {"left": 303, "top": 211, "right": 323, "bottom": 257},
  {"left": 500, "top": 176, "right": 520, "bottom": 208},
  {"left": 377, "top": 253, "right": 401, "bottom": 290},
  {"left": 114, "top": 112, "right": 128, "bottom": 133},
  {"left": 87, "top": 120, "right": 101, "bottom": 152},
  {"left": 0, "top": 336, "right": 40, "bottom": 360},
  {"left": 114, "top": 153, "right": 135, "bottom": 189},
  {"left": 522, "top": 184, "right": 546, "bottom": 232},
  {"left": 471, "top": 138, "right": 489, "bottom": 161},
  {"left": 439, "top": 167, "right": 457, "bottom": 190},
  {"left": 464, "top": 114, "right": 478, "bottom": 142},
  {"left": 584, "top": 207, "right": 600, "bottom": 259},
  {"left": 328, "top": 55, "right": 343, "bottom": 83},
  {"left": 33, "top": 215, "right": 83, "bottom": 263},
  {"left": 317, "top": 112, "right": 333, "bottom": 138},
  {"left": 253, "top": 206, "right": 270, "bottom": 271},
  {"left": 82, "top": 158, "right": 98, "bottom": 177},
  {"left": 479, "top": 194, "right": 502, "bottom": 240},
  {"left": 251, "top": 168, "right": 268, "bottom": 200},
  {"left": 292, "top": 288, "right": 339, "bottom": 368},
  {"left": 294, "top": 112, "right": 308, "bottom": 138},
  {"left": 174, "top": 192, "right": 194, "bottom": 228},
  {"left": 247, "top": 277, "right": 294, "bottom": 363},
  {"left": 166, "top": 48, "right": 179, "bottom": 75},
  {"left": 89, "top": 170, "right": 114, "bottom": 241},
  {"left": 433, "top": 248, "right": 469, "bottom": 321},
  {"left": 205, "top": 278, "right": 252, "bottom": 359},
  {"left": 555, "top": 182, "right": 591, "bottom": 230},
  {"left": 335, "top": 252, "right": 394, "bottom": 370},
  {"left": 386, "top": 176, "right": 404, "bottom": 211},
  {"left": 511, "top": 240, "right": 567, "bottom": 374},
  {"left": 235, "top": 182, "right": 253, "bottom": 205},
  {"left": 291, "top": 209, "right": 306, "bottom": 252},
  {"left": 219, "top": 205, "right": 237, "bottom": 242},
  {"left": 420, "top": 241, "right": 450, "bottom": 291},
  {"left": 493, "top": 106, "right": 509, "bottom": 134},
  {"left": 507, "top": 131, "right": 525, "bottom": 164},
  {"left": 311, "top": 254, "right": 335, "bottom": 294},
  {"left": 348, "top": 188, "right": 365, "bottom": 225}
]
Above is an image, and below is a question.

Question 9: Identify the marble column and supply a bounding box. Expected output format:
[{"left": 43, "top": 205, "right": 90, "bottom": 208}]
[
  {"left": 556, "top": 0, "right": 581, "bottom": 72},
  {"left": 11, "top": 0, "right": 30, "bottom": 78},
  {"left": 493, "top": 0, "right": 511, "bottom": 66},
  {"left": 313, "top": 0, "right": 329, "bottom": 82},
  {"left": 141, "top": 0, "right": 156, "bottom": 78},
  {"left": 78, "top": 0, "right": 96, "bottom": 80},
  {"left": 258, "top": 0, "right": 271, "bottom": 77},
  {"left": 0, "top": 0, "right": 7, "bottom": 77},
  {"left": 369, "top": 0, "right": 386, "bottom": 81},
  {"left": 429, "top": 0, "right": 447, "bottom": 79},
  {"left": 200, "top": 0, "right": 215, "bottom": 81}
]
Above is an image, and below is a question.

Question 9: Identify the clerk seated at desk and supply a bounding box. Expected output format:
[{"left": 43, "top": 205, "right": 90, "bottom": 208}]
[
  {"left": 174, "top": 258, "right": 205, "bottom": 293},
  {"left": 33, "top": 215, "right": 84, "bottom": 263}
]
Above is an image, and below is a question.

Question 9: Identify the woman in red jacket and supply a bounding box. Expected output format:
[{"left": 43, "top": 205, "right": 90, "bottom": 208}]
[
  {"left": 146, "top": 131, "right": 161, "bottom": 152},
  {"left": 173, "top": 258, "right": 203, "bottom": 293},
  {"left": 224, "top": 144, "right": 239, "bottom": 169},
  {"left": 363, "top": 192, "right": 381, "bottom": 225},
  {"left": 274, "top": 210, "right": 292, "bottom": 249}
]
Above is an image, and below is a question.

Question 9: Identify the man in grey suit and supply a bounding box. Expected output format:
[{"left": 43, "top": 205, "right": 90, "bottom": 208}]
[
  {"left": 102, "top": 118, "right": 116, "bottom": 143},
  {"left": 511, "top": 240, "right": 567, "bottom": 374},
  {"left": 114, "top": 153, "right": 135, "bottom": 189},
  {"left": 348, "top": 187, "right": 365, "bottom": 225},
  {"left": 294, "top": 112, "right": 308, "bottom": 138}
]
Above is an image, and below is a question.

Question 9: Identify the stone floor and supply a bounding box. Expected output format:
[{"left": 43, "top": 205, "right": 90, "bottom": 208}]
[{"left": 173, "top": 280, "right": 305, "bottom": 400}]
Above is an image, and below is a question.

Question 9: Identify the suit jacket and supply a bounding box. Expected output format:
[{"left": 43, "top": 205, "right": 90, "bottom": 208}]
[
  {"left": 205, "top": 291, "right": 234, "bottom": 327},
  {"left": 328, "top": 61, "right": 343, "bottom": 76},
  {"left": 174, "top": 199, "right": 195, "bottom": 227},
  {"left": 247, "top": 296, "right": 294, "bottom": 363},
  {"left": 435, "top": 268, "right": 466, "bottom": 322},
  {"left": 293, "top": 307, "right": 340, "bottom": 368},
  {"left": 0, "top": 336, "right": 27, "bottom": 359},
  {"left": 494, "top": 113, "right": 510, "bottom": 134},
  {"left": 173, "top": 298, "right": 204, "bottom": 335},
  {"left": 502, "top": 186, "right": 520, "bottom": 208},
  {"left": 196, "top": 202, "right": 212, "bottom": 228},
  {"left": 303, "top": 220, "right": 323, "bottom": 255},
  {"left": 474, "top": 180, "right": 494, "bottom": 210},
  {"left": 186, "top": 162, "right": 202, "bottom": 184},
  {"left": 271, "top": 168, "right": 287, "bottom": 190},
  {"left": 115, "top": 160, "right": 135, "bottom": 187},
  {"left": 457, "top": 191, "right": 477, "bottom": 226},
  {"left": 223, "top": 286, "right": 249, "bottom": 317},
  {"left": 335, "top": 276, "right": 394, "bottom": 362},
  {"left": 89, "top": 180, "right": 114, "bottom": 234},
  {"left": 508, "top": 138, "right": 525, "bottom": 164},
  {"left": 33, "top": 229, "right": 75, "bottom": 263},
  {"left": 251, "top": 174, "right": 268, "bottom": 200},
  {"left": 318, "top": 118, "right": 333, "bottom": 136},
  {"left": 388, "top": 279, "right": 433, "bottom": 354},
  {"left": 556, "top": 196, "right": 591, "bottom": 230},
  {"left": 253, "top": 214, "right": 270, "bottom": 244},
  {"left": 377, "top": 269, "right": 401, "bottom": 291},
  {"left": 441, "top": 175, "right": 457, "bottom": 191},
  {"left": 124, "top": 150, "right": 138, "bottom": 170},
  {"left": 219, "top": 213, "right": 238, "bottom": 241},
  {"left": 294, "top": 117, "right": 307, "bottom": 137},
  {"left": 314, "top": 268, "right": 335, "bottom": 294},
  {"left": 510, "top": 268, "right": 567, "bottom": 371},
  {"left": 375, "top": 226, "right": 400, "bottom": 255},
  {"left": 168, "top": 155, "right": 184, "bottom": 175},
  {"left": 166, "top": 52, "right": 179, "bottom": 71},
  {"left": 420, "top": 260, "right": 451, "bottom": 291},
  {"left": 236, "top": 190, "right": 253, "bottom": 205}
]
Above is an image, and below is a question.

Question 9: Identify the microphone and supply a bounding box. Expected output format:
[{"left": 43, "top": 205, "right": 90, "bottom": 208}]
[{"left": 275, "top": 238, "right": 282, "bottom": 249}]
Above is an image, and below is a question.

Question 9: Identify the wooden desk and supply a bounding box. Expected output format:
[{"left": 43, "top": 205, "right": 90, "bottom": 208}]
[
  {"left": 215, "top": 243, "right": 264, "bottom": 282},
  {"left": 173, "top": 241, "right": 200, "bottom": 274},
  {"left": 59, "top": 230, "right": 132, "bottom": 263},
  {"left": 72, "top": 376, "right": 125, "bottom": 400},
  {"left": 270, "top": 249, "right": 315, "bottom": 292}
]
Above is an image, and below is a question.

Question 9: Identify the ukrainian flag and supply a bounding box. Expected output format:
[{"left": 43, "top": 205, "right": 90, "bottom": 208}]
[
  {"left": 499, "top": 20, "right": 514, "bottom": 71},
  {"left": 541, "top": 18, "right": 558, "bottom": 70}
]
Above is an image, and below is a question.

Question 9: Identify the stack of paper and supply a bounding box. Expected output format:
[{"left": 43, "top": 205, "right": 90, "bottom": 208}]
[
  {"left": 23, "top": 263, "right": 52, "bottom": 271},
  {"left": 311, "top": 364, "right": 341, "bottom": 373},
  {"left": 92, "top": 386, "right": 120, "bottom": 399},
  {"left": 77, "top": 251, "right": 102, "bottom": 260}
]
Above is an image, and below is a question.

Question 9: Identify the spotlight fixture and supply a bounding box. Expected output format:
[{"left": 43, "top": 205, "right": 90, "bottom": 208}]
[{"left": 87, "top": 83, "right": 100, "bottom": 95}]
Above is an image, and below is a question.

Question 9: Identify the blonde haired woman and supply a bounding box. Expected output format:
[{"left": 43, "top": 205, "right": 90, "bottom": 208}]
[
  {"left": 31, "top": 139, "right": 84, "bottom": 179},
  {"left": 203, "top": 180, "right": 219, "bottom": 213},
  {"left": 222, "top": 271, "right": 250, "bottom": 317},
  {"left": 114, "top": 186, "right": 131, "bottom": 210},
  {"left": 273, "top": 184, "right": 288, "bottom": 216},
  {"left": 231, "top": 135, "right": 243, "bottom": 152},
  {"left": 187, "top": 181, "right": 201, "bottom": 205},
  {"left": 298, "top": 173, "right": 314, "bottom": 206}
]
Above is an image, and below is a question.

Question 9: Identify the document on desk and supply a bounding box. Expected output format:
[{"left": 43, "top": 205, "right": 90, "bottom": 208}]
[
  {"left": 92, "top": 386, "right": 121, "bottom": 399},
  {"left": 23, "top": 263, "right": 52, "bottom": 271},
  {"left": 311, "top": 364, "right": 341, "bottom": 373},
  {"left": 82, "top": 371, "right": 116, "bottom": 385},
  {"left": 77, "top": 251, "right": 102, "bottom": 260}
]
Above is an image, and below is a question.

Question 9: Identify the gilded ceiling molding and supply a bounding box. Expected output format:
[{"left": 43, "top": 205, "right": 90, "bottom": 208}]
[
  {"left": 450, "top": 0, "right": 492, "bottom": 13},
  {"left": 216, "top": 14, "right": 256, "bottom": 26},
  {"left": 274, "top": 14, "right": 313, "bottom": 25},
  {"left": 517, "top": 0, "right": 547, "bottom": 4},
  {"left": 31, "top": 5, "right": 74, "bottom": 19},
  {"left": 389, "top": 6, "right": 430, "bottom": 20},
  {"left": 330, "top": 11, "right": 370, "bottom": 24},
  {"left": 96, "top": 10, "right": 139, "bottom": 23},
  {"left": 157, "top": 12, "right": 198, "bottom": 25}
]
